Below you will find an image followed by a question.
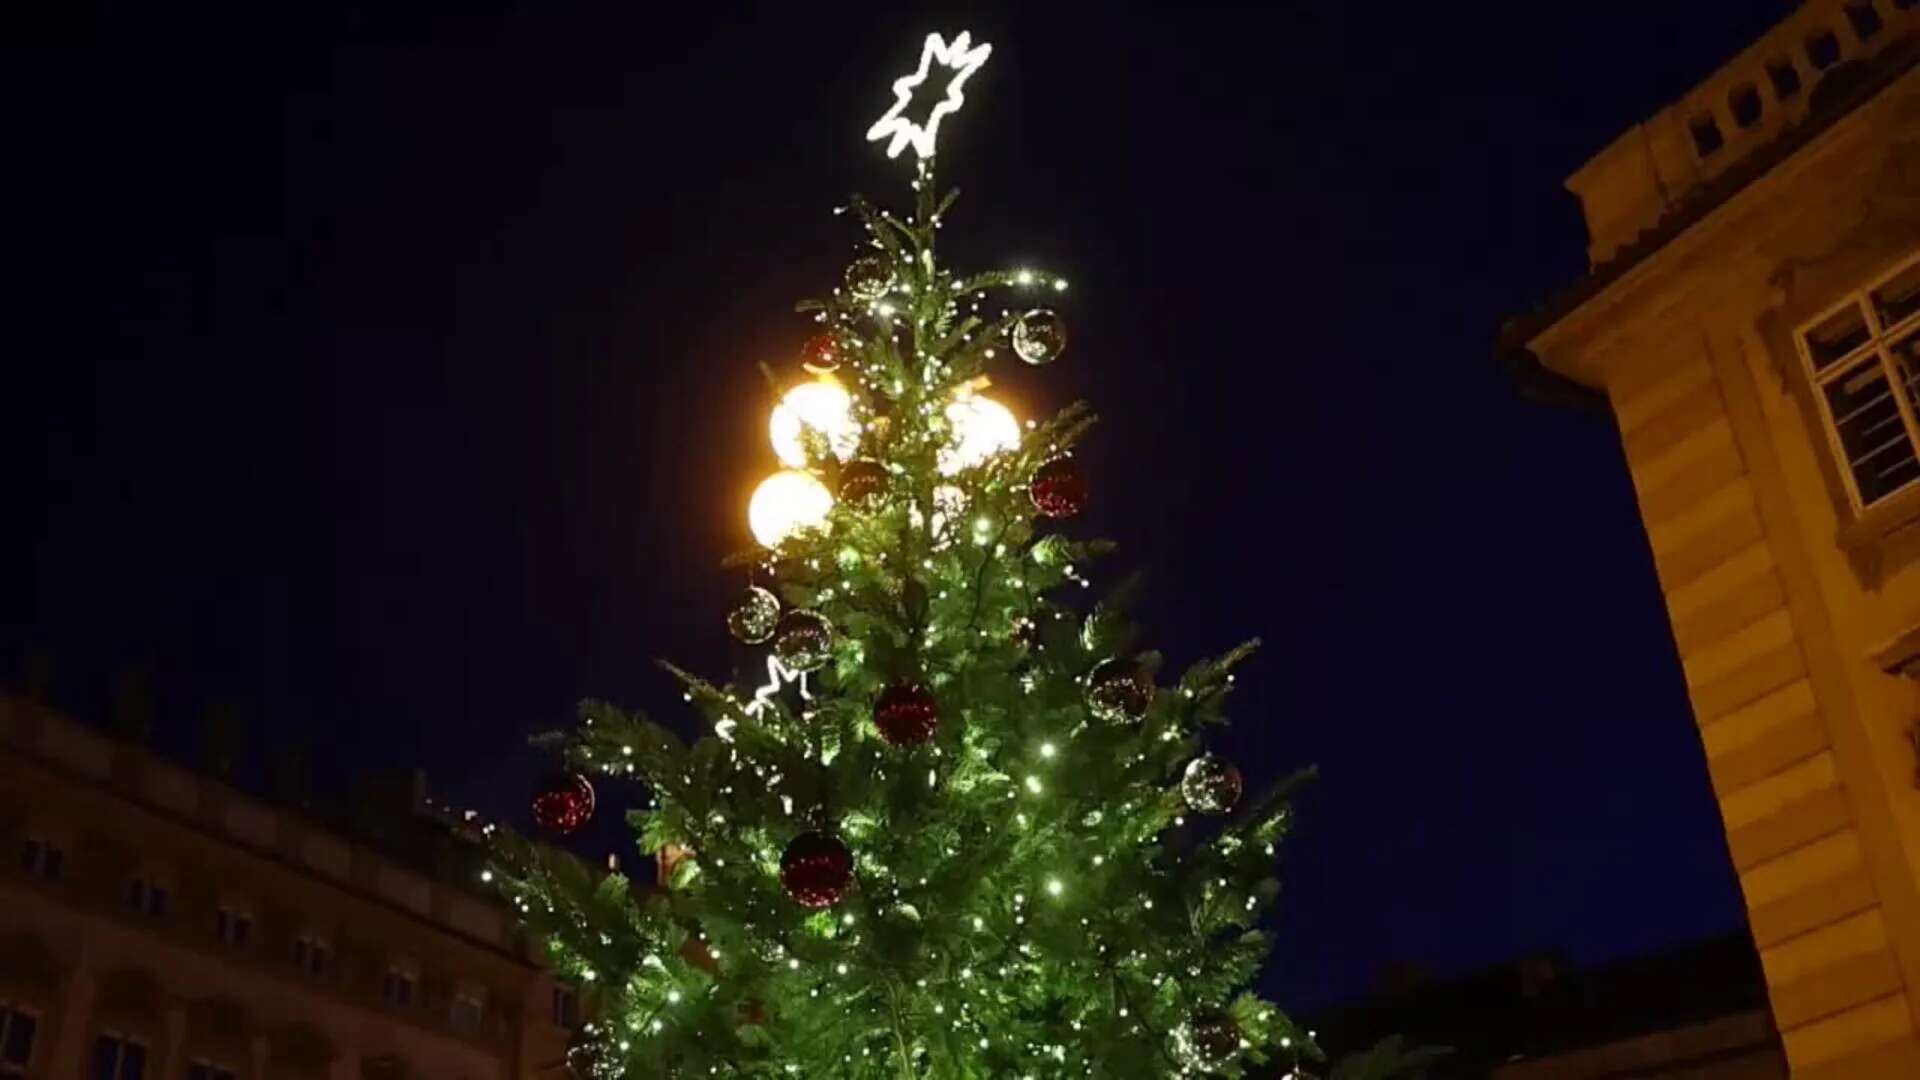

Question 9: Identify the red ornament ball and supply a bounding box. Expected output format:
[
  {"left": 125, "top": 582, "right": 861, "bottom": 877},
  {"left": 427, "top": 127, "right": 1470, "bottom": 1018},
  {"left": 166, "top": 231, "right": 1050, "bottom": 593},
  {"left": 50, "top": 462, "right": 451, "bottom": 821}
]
[
  {"left": 1029, "top": 456, "right": 1088, "bottom": 518},
  {"left": 801, "top": 333, "right": 845, "bottom": 374},
  {"left": 874, "top": 681, "right": 939, "bottom": 746},
  {"left": 1086, "top": 657, "right": 1154, "bottom": 724},
  {"left": 531, "top": 771, "right": 596, "bottom": 835},
  {"left": 780, "top": 831, "right": 854, "bottom": 909},
  {"left": 839, "top": 458, "right": 889, "bottom": 507}
]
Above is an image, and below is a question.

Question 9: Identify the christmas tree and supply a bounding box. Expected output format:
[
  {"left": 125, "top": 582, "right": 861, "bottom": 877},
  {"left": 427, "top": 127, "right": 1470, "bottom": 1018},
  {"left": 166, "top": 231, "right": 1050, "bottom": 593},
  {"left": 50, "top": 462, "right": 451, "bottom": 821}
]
[{"left": 489, "top": 31, "right": 1370, "bottom": 1080}]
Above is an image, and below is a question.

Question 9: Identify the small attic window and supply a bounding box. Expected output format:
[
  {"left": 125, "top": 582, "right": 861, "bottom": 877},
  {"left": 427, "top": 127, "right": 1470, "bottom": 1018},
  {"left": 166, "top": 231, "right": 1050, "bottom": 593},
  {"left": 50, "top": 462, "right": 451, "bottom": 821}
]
[
  {"left": 1806, "top": 29, "right": 1842, "bottom": 70},
  {"left": 1729, "top": 84, "right": 1763, "bottom": 128},
  {"left": 1689, "top": 114, "right": 1725, "bottom": 158},
  {"left": 1767, "top": 58, "right": 1802, "bottom": 99},
  {"left": 1846, "top": 2, "right": 1885, "bottom": 40}
]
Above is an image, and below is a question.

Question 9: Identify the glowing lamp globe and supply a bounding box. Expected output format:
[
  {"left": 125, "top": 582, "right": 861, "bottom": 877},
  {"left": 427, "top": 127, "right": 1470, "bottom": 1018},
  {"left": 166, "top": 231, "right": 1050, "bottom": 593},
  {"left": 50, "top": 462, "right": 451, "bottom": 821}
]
[
  {"left": 938, "top": 394, "right": 1020, "bottom": 475},
  {"left": 749, "top": 470, "right": 833, "bottom": 547},
  {"left": 770, "top": 378, "right": 860, "bottom": 467}
]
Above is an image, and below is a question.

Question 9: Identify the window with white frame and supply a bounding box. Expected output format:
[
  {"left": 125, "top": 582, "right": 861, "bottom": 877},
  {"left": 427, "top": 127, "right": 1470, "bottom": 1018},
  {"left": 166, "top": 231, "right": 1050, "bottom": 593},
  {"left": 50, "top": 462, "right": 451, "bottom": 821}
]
[
  {"left": 213, "top": 906, "right": 251, "bottom": 948},
  {"left": 550, "top": 984, "right": 578, "bottom": 1028},
  {"left": 91, "top": 1032, "right": 146, "bottom": 1080},
  {"left": 125, "top": 876, "right": 168, "bottom": 918},
  {"left": 0, "top": 1003, "right": 38, "bottom": 1077},
  {"left": 381, "top": 964, "right": 418, "bottom": 1008},
  {"left": 18, "top": 837, "right": 64, "bottom": 882},
  {"left": 292, "top": 934, "right": 330, "bottom": 978},
  {"left": 1799, "top": 252, "right": 1920, "bottom": 510},
  {"left": 449, "top": 986, "right": 486, "bottom": 1034}
]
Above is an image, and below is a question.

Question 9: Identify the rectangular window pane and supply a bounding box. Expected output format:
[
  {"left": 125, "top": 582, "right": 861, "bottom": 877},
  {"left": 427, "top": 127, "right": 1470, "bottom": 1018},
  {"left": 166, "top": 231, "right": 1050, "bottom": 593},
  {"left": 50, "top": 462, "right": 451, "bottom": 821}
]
[
  {"left": 92, "top": 1037, "right": 120, "bottom": 1080},
  {"left": 1, "top": 1011, "right": 34, "bottom": 1065},
  {"left": 120, "top": 1041, "right": 145, "bottom": 1079},
  {"left": 1825, "top": 356, "right": 1920, "bottom": 505},
  {"left": 1876, "top": 261, "right": 1920, "bottom": 331},
  {"left": 1807, "top": 302, "right": 1873, "bottom": 371}
]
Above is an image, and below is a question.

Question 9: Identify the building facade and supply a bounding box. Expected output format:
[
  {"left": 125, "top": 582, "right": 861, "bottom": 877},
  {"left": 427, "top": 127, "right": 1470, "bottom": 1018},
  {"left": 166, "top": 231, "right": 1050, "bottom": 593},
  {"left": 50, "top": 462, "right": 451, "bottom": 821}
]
[
  {"left": 0, "top": 695, "right": 574, "bottom": 1079},
  {"left": 1506, "top": 1, "right": 1920, "bottom": 1075}
]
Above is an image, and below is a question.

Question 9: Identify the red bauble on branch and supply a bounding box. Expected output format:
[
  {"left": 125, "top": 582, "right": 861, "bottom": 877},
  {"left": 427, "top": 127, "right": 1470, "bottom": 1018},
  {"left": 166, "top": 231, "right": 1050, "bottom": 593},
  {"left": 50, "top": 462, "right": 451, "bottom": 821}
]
[
  {"left": 873, "top": 681, "right": 939, "bottom": 746},
  {"left": 1029, "top": 456, "right": 1087, "bottom": 518},
  {"left": 801, "top": 333, "right": 844, "bottom": 374},
  {"left": 531, "top": 771, "right": 596, "bottom": 835},
  {"left": 780, "top": 831, "right": 854, "bottom": 909}
]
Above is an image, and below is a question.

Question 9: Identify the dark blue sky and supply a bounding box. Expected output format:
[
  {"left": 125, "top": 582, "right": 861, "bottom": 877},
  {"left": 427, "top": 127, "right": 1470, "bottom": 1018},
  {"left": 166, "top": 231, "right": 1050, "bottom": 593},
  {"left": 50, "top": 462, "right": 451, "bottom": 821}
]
[{"left": 8, "top": 1, "right": 1799, "bottom": 1010}]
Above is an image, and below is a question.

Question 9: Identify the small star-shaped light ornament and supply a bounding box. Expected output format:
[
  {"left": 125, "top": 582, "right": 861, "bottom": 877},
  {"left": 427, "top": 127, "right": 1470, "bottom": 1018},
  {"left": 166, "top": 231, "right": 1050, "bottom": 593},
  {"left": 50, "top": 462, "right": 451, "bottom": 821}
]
[{"left": 866, "top": 31, "right": 994, "bottom": 160}]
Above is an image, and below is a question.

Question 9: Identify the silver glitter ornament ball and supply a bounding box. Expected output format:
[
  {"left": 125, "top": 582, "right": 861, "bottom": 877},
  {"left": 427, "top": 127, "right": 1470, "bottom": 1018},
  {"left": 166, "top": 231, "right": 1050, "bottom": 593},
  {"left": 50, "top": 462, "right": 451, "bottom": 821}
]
[
  {"left": 846, "top": 255, "right": 895, "bottom": 301},
  {"left": 1180, "top": 754, "right": 1244, "bottom": 815},
  {"left": 1012, "top": 309, "right": 1068, "bottom": 365},
  {"left": 1172, "top": 1009, "right": 1241, "bottom": 1073},
  {"left": 773, "top": 610, "right": 835, "bottom": 673},
  {"left": 726, "top": 586, "right": 781, "bottom": 644}
]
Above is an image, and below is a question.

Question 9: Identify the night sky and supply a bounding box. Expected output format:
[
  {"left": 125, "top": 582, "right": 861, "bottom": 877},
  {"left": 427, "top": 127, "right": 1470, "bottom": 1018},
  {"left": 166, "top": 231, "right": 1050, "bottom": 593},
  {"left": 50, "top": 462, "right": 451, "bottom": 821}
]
[{"left": 9, "top": 1, "right": 1800, "bottom": 1012}]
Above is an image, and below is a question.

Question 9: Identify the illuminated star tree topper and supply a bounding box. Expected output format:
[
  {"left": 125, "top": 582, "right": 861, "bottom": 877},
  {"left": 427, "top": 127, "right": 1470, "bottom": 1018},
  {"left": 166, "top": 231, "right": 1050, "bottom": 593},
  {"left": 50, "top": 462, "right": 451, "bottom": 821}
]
[{"left": 865, "top": 30, "right": 994, "bottom": 160}]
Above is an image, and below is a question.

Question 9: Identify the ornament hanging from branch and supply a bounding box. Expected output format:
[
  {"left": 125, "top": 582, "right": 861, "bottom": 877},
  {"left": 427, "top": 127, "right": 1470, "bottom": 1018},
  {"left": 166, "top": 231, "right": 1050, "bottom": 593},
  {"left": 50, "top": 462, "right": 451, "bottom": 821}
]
[
  {"left": 781, "top": 831, "right": 854, "bottom": 908},
  {"left": 727, "top": 586, "right": 782, "bottom": 644},
  {"left": 1012, "top": 309, "right": 1068, "bottom": 365},
  {"left": 1086, "top": 657, "right": 1153, "bottom": 724},
  {"left": 1172, "top": 1009, "right": 1242, "bottom": 1072},
  {"left": 531, "top": 771, "right": 596, "bottom": 835},
  {"left": 845, "top": 255, "right": 896, "bottom": 301},
  {"left": 1181, "top": 754, "right": 1244, "bottom": 815},
  {"left": 773, "top": 610, "right": 835, "bottom": 673},
  {"left": 800, "top": 332, "right": 845, "bottom": 374},
  {"left": 838, "top": 458, "right": 889, "bottom": 507},
  {"left": 873, "top": 681, "right": 939, "bottom": 746},
  {"left": 1030, "top": 456, "right": 1087, "bottom": 518}
]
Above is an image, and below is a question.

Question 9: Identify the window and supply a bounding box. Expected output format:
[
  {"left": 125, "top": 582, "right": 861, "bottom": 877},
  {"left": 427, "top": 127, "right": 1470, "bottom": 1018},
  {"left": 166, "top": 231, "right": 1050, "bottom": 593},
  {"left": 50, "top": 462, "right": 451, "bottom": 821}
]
[
  {"left": 92, "top": 1033, "right": 146, "bottom": 1080},
  {"left": 214, "top": 907, "right": 251, "bottom": 948},
  {"left": 19, "top": 838, "right": 63, "bottom": 882},
  {"left": 126, "top": 878, "right": 168, "bottom": 918},
  {"left": 1, "top": 1005, "right": 38, "bottom": 1076},
  {"left": 1689, "top": 113, "right": 1724, "bottom": 157},
  {"left": 449, "top": 990, "right": 486, "bottom": 1034},
  {"left": 186, "top": 1061, "right": 236, "bottom": 1080},
  {"left": 1846, "top": 2, "right": 1885, "bottom": 40},
  {"left": 1806, "top": 28, "right": 1842, "bottom": 70},
  {"left": 1728, "top": 83, "right": 1762, "bottom": 129},
  {"left": 1767, "top": 57, "right": 1802, "bottom": 99},
  {"left": 550, "top": 984, "right": 578, "bottom": 1028},
  {"left": 292, "top": 935, "right": 330, "bottom": 978},
  {"left": 381, "top": 967, "right": 417, "bottom": 1008},
  {"left": 1800, "top": 253, "right": 1920, "bottom": 511}
]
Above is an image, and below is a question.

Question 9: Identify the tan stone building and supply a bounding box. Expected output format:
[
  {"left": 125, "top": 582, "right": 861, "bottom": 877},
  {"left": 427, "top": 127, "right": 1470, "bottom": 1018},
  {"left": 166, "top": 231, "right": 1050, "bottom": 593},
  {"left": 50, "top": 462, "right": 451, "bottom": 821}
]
[
  {"left": 0, "top": 694, "right": 575, "bottom": 1078},
  {"left": 1504, "top": 1, "right": 1920, "bottom": 1075}
]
